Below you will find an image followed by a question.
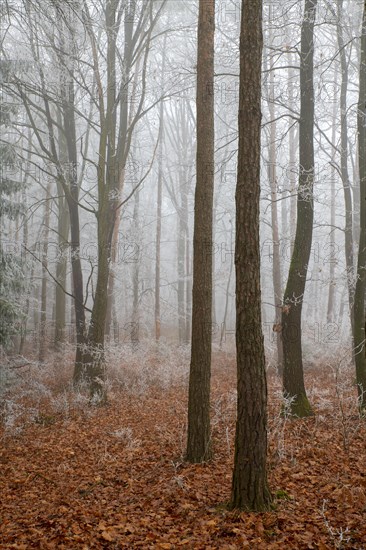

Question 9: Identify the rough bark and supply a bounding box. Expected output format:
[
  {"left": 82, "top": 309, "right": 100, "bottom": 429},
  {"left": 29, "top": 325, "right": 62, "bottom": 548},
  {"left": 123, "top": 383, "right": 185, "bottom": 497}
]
[
  {"left": 230, "top": 0, "right": 271, "bottom": 511},
  {"left": 186, "top": 0, "right": 215, "bottom": 463}
]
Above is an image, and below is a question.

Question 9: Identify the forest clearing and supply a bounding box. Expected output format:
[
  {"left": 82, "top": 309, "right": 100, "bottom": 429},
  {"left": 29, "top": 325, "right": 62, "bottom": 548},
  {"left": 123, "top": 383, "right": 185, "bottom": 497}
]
[{"left": 1, "top": 351, "right": 366, "bottom": 549}]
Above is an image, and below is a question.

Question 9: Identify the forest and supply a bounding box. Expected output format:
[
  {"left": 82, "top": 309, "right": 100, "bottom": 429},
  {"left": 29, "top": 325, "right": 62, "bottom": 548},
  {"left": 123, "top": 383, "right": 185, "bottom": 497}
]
[{"left": 1, "top": 0, "right": 366, "bottom": 547}]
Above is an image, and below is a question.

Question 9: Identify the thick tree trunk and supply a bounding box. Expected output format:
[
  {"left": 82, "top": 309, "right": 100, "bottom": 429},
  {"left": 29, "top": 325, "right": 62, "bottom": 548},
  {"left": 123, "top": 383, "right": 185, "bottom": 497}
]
[
  {"left": 353, "top": 0, "right": 366, "bottom": 412},
  {"left": 282, "top": 0, "right": 317, "bottom": 418},
  {"left": 230, "top": 0, "right": 271, "bottom": 511},
  {"left": 186, "top": 0, "right": 215, "bottom": 463}
]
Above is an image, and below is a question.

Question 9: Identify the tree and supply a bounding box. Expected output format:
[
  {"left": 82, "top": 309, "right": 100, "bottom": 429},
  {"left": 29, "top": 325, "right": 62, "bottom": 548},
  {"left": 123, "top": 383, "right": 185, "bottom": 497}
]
[
  {"left": 0, "top": 60, "right": 26, "bottom": 350},
  {"left": 281, "top": 0, "right": 318, "bottom": 418},
  {"left": 353, "top": 0, "right": 366, "bottom": 412},
  {"left": 265, "top": 13, "right": 283, "bottom": 375},
  {"left": 186, "top": 0, "right": 215, "bottom": 463},
  {"left": 336, "top": 0, "right": 355, "bottom": 336},
  {"left": 163, "top": 96, "right": 195, "bottom": 345},
  {"left": 230, "top": 0, "right": 271, "bottom": 511},
  {"left": 75, "top": 0, "right": 166, "bottom": 398},
  {"left": 155, "top": 38, "right": 167, "bottom": 343}
]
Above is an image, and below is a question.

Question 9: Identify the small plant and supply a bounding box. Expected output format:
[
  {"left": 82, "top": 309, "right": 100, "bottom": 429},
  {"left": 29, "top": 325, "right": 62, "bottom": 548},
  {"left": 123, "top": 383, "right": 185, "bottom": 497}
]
[
  {"left": 275, "top": 489, "right": 292, "bottom": 500},
  {"left": 320, "top": 500, "right": 351, "bottom": 549},
  {"left": 111, "top": 426, "right": 141, "bottom": 449}
]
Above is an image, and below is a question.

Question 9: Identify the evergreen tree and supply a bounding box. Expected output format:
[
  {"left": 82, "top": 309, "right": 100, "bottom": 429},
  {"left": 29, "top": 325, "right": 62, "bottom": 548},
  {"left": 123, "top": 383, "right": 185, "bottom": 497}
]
[{"left": 0, "top": 64, "right": 26, "bottom": 350}]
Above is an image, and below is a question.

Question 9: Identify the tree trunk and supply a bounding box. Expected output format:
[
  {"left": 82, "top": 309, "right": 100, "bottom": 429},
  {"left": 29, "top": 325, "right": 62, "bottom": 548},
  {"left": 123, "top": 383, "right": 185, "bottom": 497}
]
[
  {"left": 186, "top": 0, "right": 215, "bottom": 463},
  {"left": 185, "top": 225, "right": 192, "bottom": 344},
  {"left": 65, "top": 75, "right": 87, "bottom": 386},
  {"left": 336, "top": 0, "right": 355, "bottom": 336},
  {"left": 287, "top": 52, "right": 298, "bottom": 256},
  {"left": 327, "top": 82, "right": 338, "bottom": 324},
  {"left": 177, "top": 211, "right": 186, "bottom": 345},
  {"left": 155, "top": 113, "right": 163, "bottom": 343},
  {"left": 55, "top": 109, "right": 70, "bottom": 349},
  {"left": 230, "top": 0, "right": 271, "bottom": 511},
  {"left": 267, "top": 27, "right": 283, "bottom": 374},
  {"left": 39, "top": 183, "right": 51, "bottom": 363},
  {"left": 281, "top": 0, "right": 317, "bottom": 418},
  {"left": 353, "top": 0, "right": 366, "bottom": 412},
  {"left": 131, "top": 190, "right": 140, "bottom": 349},
  {"left": 155, "top": 41, "right": 167, "bottom": 343},
  {"left": 220, "top": 220, "right": 233, "bottom": 349}
]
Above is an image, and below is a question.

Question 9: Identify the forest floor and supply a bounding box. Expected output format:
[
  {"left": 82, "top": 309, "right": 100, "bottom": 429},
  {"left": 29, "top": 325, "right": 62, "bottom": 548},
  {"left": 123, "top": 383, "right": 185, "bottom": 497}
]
[{"left": 1, "top": 349, "right": 366, "bottom": 549}]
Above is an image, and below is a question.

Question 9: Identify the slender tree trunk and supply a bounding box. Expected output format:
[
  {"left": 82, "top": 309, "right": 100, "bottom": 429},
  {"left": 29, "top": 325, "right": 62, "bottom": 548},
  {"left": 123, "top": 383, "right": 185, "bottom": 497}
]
[
  {"left": 220, "top": 221, "right": 233, "bottom": 349},
  {"left": 184, "top": 226, "right": 192, "bottom": 344},
  {"left": 353, "top": 145, "right": 360, "bottom": 252},
  {"left": 267, "top": 31, "right": 283, "bottom": 373},
  {"left": 65, "top": 75, "right": 87, "bottom": 385},
  {"left": 353, "top": 0, "right": 366, "bottom": 412},
  {"left": 178, "top": 209, "right": 186, "bottom": 345},
  {"left": 212, "top": 205, "right": 217, "bottom": 330},
  {"left": 287, "top": 52, "right": 298, "bottom": 256},
  {"left": 327, "top": 85, "right": 337, "bottom": 324},
  {"left": 230, "top": 0, "right": 271, "bottom": 511},
  {"left": 186, "top": 0, "right": 215, "bottom": 463},
  {"left": 19, "top": 140, "right": 31, "bottom": 354},
  {"left": 131, "top": 190, "right": 140, "bottom": 349},
  {"left": 282, "top": 0, "right": 317, "bottom": 418},
  {"left": 39, "top": 183, "right": 51, "bottom": 363},
  {"left": 337, "top": 0, "right": 355, "bottom": 336},
  {"left": 55, "top": 110, "right": 70, "bottom": 349},
  {"left": 104, "top": 204, "right": 121, "bottom": 342},
  {"left": 155, "top": 167, "right": 162, "bottom": 342},
  {"left": 155, "top": 41, "right": 167, "bottom": 343}
]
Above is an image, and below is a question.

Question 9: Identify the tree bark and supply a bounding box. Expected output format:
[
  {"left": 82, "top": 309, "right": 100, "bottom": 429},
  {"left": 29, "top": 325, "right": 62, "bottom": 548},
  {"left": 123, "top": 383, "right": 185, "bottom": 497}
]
[
  {"left": 55, "top": 108, "right": 70, "bottom": 349},
  {"left": 155, "top": 100, "right": 164, "bottom": 342},
  {"left": 266, "top": 25, "right": 283, "bottom": 374},
  {"left": 353, "top": 0, "right": 366, "bottom": 412},
  {"left": 39, "top": 183, "right": 51, "bottom": 363},
  {"left": 186, "top": 0, "right": 215, "bottom": 463},
  {"left": 230, "top": 0, "right": 271, "bottom": 511},
  {"left": 327, "top": 77, "right": 338, "bottom": 324},
  {"left": 336, "top": 0, "right": 355, "bottom": 336},
  {"left": 281, "top": 0, "right": 317, "bottom": 418}
]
